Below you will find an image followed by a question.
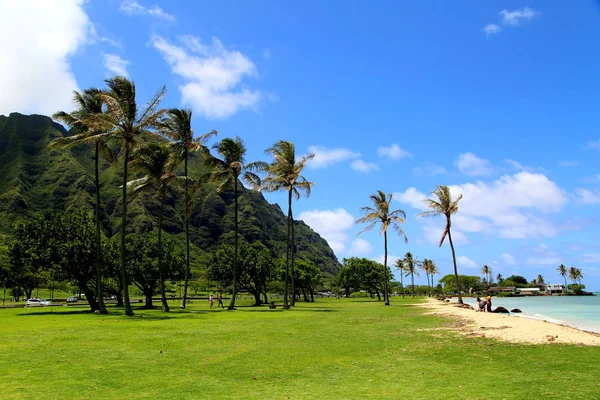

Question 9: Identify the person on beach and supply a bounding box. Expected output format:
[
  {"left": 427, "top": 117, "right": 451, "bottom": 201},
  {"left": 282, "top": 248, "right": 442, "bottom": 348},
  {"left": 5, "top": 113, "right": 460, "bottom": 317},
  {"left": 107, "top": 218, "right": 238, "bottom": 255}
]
[
  {"left": 217, "top": 292, "right": 224, "bottom": 309},
  {"left": 209, "top": 294, "right": 214, "bottom": 309},
  {"left": 476, "top": 297, "right": 486, "bottom": 312},
  {"left": 485, "top": 295, "right": 492, "bottom": 313}
]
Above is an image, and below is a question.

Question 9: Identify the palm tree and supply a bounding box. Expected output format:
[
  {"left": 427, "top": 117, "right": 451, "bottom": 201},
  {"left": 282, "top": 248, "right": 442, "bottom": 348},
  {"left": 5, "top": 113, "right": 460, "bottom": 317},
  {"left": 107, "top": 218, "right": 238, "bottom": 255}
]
[
  {"left": 394, "top": 258, "right": 406, "bottom": 298},
  {"left": 496, "top": 273, "right": 503, "bottom": 284},
  {"left": 536, "top": 274, "right": 545, "bottom": 286},
  {"left": 557, "top": 264, "right": 568, "bottom": 294},
  {"left": 403, "top": 252, "right": 419, "bottom": 298},
  {"left": 52, "top": 88, "right": 115, "bottom": 314},
  {"left": 356, "top": 190, "right": 408, "bottom": 305},
  {"left": 91, "top": 76, "right": 166, "bottom": 316},
  {"left": 421, "top": 259, "right": 435, "bottom": 297},
  {"left": 206, "top": 137, "right": 262, "bottom": 310},
  {"left": 418, "top": 185, "right": 464, "bottom": 304},
  {"left": 429, "top": 261, "right": 440, "bottom": 296},
  {"left": 487, "top": 265, "right": 493, "bottom": 285},
  {"left": 156, "top": 108, "right": 217, "bottom": 309},
  {"left": 128, "top": 142, "right": 179, "bottom": 312},
  {"left": 481, "top": 265, "right": 490, "bottom": 288},
  {"left": 262, "top": 140, "right": 314, "bottom": 308}
]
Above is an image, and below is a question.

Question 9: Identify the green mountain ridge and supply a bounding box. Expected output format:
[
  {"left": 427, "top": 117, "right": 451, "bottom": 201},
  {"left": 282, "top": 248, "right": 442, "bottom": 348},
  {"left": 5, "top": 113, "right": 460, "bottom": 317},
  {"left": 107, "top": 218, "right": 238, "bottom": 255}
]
[{"left": 0, "top": 113, "right": 340, "bottom": 276}]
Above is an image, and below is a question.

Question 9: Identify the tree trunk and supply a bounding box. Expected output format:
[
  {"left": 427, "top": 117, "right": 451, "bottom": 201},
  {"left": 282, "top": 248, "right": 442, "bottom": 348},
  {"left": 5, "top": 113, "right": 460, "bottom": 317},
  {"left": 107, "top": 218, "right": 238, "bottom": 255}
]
[
  {"left": 181, "top": 152, "right": 190, "bottom": 309},
  {"left": 376, "top": 291, "right": 381, "bottom": 302},
  {"left": 309, "top": 287, "right": 314, "bottom": 303},
  {"left": 121, "top": 143, "right": 134, "bottom": 315},
  {"left": 81, "top": 283, "right": 98, "bottom": 312},
  {"left": 447, "top": 222, "right": 463, "bottom": 304},
  {"left": 144, "top": 291, "right": 153, "bottom": 308},
  {"left": 25, "top": 288, "right": 32, "bottom": 300},
  {"left": 158, "top": 189, "right": 169, "bottom": 312},
  {"left": 563, "top": 276, "right": 568, "bottom": 294},
  {"left": 383, "top": 231, "right": 389, "bottom": 305},
  {"left": 263, "top": 289, "right": 268, "bottom": 305},
  {"left": 301, "top": 288, "right": 308, "bottom": 302},
  {"left": 228, "top": 178, "right": 239, "bottom": 310},
  {"left": 253, "top": 290, "right": 261, "bottom": 306},
  {"left": 400, "top": 272, "right": 404, "bottom": 298},
  {"left": 290, "top": 192, "right": 296, "bottom": 307},
  {"left": 411, "top": 271, "right": 415, "bottom": 298},
  {"left": 94, "top": 143, "right": 108, "bottom": 314},
  {"left": 283, "top": 189, "right": 292, "bottom": 309}
]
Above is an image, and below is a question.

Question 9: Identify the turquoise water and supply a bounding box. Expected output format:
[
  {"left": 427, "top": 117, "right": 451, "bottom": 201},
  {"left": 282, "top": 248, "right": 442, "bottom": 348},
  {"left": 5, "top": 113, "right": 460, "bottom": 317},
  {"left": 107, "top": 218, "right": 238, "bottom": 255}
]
[{"left": 460, "top": 293, "right": 600, "bottom": 333}]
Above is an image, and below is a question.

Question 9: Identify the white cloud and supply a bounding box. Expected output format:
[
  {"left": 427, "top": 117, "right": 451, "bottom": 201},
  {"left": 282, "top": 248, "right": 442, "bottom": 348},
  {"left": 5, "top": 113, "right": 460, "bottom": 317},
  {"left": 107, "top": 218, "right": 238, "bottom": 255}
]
[
  {"left": 0, "top": 0, "right": 91, "bottom": 116},
  {"left": 499, "top": 253, "right": 517, "bottom": 266},
  {"left": 398, "top": 171, "right": 568, "bottom": 240},
  {"left": 377, "top": 144, "right": 411, "bottom": 160},
  {"left": 414, "top": 162, "right": 448, "bottom": 176},
  {"left": 375, "top": 254, "right": 401, "bottom": 268},
  {"left": 482, "top": 24, "right": 501, "bottom": 37},
  {"left": 500, "top": 7, "right": 540, "bottom": 26},
  {"left": 102, "top": 53, "right": 130, "bottom": 77},
  {"left": 119, "top": 0, "right": 175, "bottom": 22},
  {"left": 575, "top": 188, "right": 600, "bottom": 204},
  {"left": 348, "top": 238, "right": 372, "bottom": 256},
  {"left": 298, "top": 208, "right": 355, "bottom": 254},
  {"left": 422, "top": 224, "right": 469, "bottom": 246},
  {"left": 558, "top": 160, "right": 580, "bottom": 168},
  {"left": 526, "top": 244, "right": 561, "bottom": 265},
  {"left": 307, "top": 146, "right": 360, "bottom": 169},
  {"left": 587, "top": 140, "right": 600, "bottom": 150},
  {"left": 152, "top": 35, "right": 261, "bottom": 119},
  {"left": 351, "top": 159, "right": 379, "bottom": 173},
  {"left": 457, "top": 255, "right": 477, "bottom": 269},
  {"left": 394, "top": 188, "right": 428, "bottom": 211},
  {"left": 456, "top": 152, "right": 495, "bottom": 177}
]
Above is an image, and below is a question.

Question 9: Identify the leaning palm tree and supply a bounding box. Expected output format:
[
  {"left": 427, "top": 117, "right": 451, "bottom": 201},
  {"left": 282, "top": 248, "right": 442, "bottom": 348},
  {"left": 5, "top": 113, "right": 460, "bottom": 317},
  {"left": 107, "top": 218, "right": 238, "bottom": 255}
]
[
  {"left": 128, "top": 142, "right": 179, "bottom": 312},
  {"left": 156, "top": 108, "right": 217, "bottom": 309},
  {"left": 394, "top": 258, "right": 406, "bottom": 298},
  {"left": 557, "top": 264, "right": 568, "bottom": 294},
  {"left": 90, "top": 76, "right": 166, "bottom": 316},
  {"left": 418, "top": 185, "right": 464, "bottom": 304},
  {"left": 52, "top": 88, "right": 115, "bottom": 314},
  {"left": 403, "top": 252, "right": 419, "bottom": 298},
  {"left": 205, "top": 137, "right": 262, "bottom": 310},
  {"left": 356, "top": 190, "right": 408, "bottom": 305},
  {"left": 262, "top": 140, "right": 314, "bottom": 308}
]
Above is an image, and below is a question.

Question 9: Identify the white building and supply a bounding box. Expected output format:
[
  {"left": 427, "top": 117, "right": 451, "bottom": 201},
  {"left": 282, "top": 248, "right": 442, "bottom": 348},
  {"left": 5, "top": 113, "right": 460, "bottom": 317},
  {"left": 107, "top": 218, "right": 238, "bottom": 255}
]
[{"left": 545, "top": 284, "right": 565, "bottom": 294}]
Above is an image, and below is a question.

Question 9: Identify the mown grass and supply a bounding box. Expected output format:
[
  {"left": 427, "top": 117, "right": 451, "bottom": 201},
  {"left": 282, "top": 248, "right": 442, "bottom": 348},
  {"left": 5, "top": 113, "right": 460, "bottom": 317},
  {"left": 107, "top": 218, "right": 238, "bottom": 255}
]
[{"left": 0, "top": 297, "right": 598, "bottom": 399}]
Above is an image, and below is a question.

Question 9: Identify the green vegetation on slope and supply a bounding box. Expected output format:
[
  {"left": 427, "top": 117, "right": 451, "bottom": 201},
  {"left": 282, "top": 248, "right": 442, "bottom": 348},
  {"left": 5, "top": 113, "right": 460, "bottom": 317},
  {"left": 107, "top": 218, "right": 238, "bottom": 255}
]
[
  {"left": 0, "top": 113, "right": 339, "bottom": 276},
  {"left": 0, "top": 298, "right": 598, "bottom": 399}
]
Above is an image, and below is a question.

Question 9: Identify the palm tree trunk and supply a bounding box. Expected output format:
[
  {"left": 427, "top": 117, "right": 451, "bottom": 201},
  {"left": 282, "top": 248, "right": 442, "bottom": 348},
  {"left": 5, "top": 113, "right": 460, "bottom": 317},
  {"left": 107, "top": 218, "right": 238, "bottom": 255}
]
[
  {"left": 563, "top": 275, "right": 568, "bottom": 294},
  {"left": 290, "top": 200, "right": 296, "bottom": 307},
  {"left": 95, "top": 142, "right": 107, "bottom": 314},
  {"left": 383, "top": 231, "right": 389, "bottom": 305},
  {"left": 228, "top": 178, "right": 239, "bottom": 310},
  {"left": 121, "top": 143, "right": 134, "bottom": 316},
  {"left": 411, "top": 271, "right": 415, "bottom": 298},
  {"left": 283, "top": 189, "right": 292, "bottom": 309},
  {"left": 447, "top": 224, "right": 463, "bottom": 304},
  {"left": 180, "top": 152, "right": 190, "bottom": 309},
  {"left": 158, "top": 189, "right": 169, "bottom": 312},
  {"left": 400, "top": 271, "right": 404, "bottom": 298}
]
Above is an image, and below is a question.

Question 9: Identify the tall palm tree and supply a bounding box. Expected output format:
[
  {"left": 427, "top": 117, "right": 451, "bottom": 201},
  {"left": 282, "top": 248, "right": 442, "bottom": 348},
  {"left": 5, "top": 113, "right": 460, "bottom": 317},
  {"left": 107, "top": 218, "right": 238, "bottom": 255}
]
[
  {"left": 421, "top": 259, "right": 434, "bottom": 297},
  {"left": 568, "top": 267, "right": 578, "bottom": 289},
  {"left": 481, "top": 265, "right": 490, "bottom": 287},
  {"left": 487, "top": 265, "right": 493, "bottom": 285},
  {"left": 394, "top": 258, "right": 406, "bottom": 298},
  {"left": 536, "top": 274, "right": 545, "bottom": 285},
  {"left": 90, "top": 76, "right": 166, "bottom": 316},
  {"left": 496, "top": 273, "right": 503, "bottom": 284},
  {"left": 403, "top": 252, "right": 419, "bottom": 298},
  {"left": 418, "top": 185, "right": 464, "bottom": 304},
  {"left": 156, "top": 108, "right": 217, "bottom": 309},
  {"left": 128, "top": 142, "right": 179, "bottom": 312},
  {"left": 429, "top": 261, "right": 440, "bottom": 296},
  {"left": 262, "top": 140, "right": 314, "bottom": 308},
  {"left": 206, "top": 137, "right": 262, "bottom": 310},
  {"left": 52, "top": 88, "right": 115, "bottom": 314},
  {"left": 557, "top": 264, "right": 568, "bottom": 294},
  {"left": 356, "top": 190, "right": 408, "bottom": 305}
]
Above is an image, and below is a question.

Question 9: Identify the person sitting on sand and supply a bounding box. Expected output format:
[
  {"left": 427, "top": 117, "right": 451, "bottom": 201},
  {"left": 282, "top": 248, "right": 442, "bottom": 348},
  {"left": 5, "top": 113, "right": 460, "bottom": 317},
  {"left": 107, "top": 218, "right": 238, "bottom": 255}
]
[
  {"left": 485, "top": 295, "right": 492, "bottom": 313},
  {"left": 476, "top": 297, "right": 486, "bottom": 312}
]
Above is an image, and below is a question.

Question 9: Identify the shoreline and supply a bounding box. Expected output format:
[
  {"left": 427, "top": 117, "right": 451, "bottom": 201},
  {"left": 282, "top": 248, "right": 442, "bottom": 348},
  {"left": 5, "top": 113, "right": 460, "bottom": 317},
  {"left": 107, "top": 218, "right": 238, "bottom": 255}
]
[{"left": 421, "top": 298, "right": 600, "bottom": 346}]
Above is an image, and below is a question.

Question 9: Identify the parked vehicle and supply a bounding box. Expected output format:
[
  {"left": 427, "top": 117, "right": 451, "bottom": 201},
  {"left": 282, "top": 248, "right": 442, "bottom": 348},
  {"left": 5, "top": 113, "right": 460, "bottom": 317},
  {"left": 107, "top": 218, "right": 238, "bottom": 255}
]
[
  {"left": 25, "top": 298, "right": 51, "bottom": 307},
  {"left": 66, "top": 297, "right": 78, "bottom": 304}
]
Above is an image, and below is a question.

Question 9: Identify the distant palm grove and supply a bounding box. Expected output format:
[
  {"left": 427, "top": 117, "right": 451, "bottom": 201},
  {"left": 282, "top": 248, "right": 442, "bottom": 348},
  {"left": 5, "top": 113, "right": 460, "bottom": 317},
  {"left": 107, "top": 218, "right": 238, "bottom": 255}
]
[{"left": 0, "top": 76, "right": 587, "bottom": 314}]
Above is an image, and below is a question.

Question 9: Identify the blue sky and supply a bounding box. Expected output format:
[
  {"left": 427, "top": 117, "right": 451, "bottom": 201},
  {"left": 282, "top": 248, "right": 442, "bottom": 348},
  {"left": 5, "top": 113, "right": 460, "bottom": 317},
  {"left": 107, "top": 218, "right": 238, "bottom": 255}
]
[{"left": 1, "top": 1, "right": 600, "bottom": 289}]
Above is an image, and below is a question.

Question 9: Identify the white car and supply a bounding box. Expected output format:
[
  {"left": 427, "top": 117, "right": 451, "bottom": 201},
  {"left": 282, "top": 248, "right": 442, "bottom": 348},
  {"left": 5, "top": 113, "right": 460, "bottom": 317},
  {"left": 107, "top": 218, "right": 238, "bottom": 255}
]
[{"left": 25, "top": 298, "right": 51, "bottom": 307}]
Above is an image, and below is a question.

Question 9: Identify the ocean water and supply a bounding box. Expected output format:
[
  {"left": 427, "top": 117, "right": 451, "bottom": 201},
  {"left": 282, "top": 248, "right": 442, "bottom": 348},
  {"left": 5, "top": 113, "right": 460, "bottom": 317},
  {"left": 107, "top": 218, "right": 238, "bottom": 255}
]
[{"left": 459, "top": 293, "right": 600, "bottom": 333}]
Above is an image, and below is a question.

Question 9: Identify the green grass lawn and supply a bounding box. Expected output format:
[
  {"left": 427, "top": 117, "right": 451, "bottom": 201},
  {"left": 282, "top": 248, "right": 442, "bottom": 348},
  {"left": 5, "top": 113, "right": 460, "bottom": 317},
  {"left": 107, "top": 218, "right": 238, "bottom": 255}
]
[{"left": 1, "top": 297, "right": 598, "bottom": 399}]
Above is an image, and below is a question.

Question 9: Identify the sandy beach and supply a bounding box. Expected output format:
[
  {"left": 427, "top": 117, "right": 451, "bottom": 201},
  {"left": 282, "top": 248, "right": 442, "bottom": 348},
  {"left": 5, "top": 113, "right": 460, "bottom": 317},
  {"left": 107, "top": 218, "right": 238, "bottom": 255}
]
[{"left": 422, "top": 298, "right": 600, "bottom": 346}]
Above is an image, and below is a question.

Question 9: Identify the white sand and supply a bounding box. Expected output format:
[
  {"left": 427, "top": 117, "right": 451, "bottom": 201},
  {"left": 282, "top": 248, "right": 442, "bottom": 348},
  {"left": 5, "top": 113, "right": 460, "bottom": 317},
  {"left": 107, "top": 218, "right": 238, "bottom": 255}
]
[{"left": 421, "top": 298, "right": 600, "bottom": 346}]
